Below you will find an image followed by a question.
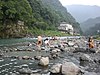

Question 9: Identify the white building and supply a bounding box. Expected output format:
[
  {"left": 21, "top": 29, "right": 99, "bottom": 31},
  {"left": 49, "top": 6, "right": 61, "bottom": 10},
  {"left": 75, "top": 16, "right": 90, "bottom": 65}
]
[{"left": 58, "top": 22, "right": 74, "bottom": 35}]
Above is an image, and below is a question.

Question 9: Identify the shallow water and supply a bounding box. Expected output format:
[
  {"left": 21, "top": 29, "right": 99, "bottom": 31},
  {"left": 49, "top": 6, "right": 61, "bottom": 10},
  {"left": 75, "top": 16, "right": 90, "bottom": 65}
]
[
  {"left": 1, "top": 36, "right": 99, "bottom": 75},
  {"left": 0, "top": 36, "right": 81, "bottom": 46}
]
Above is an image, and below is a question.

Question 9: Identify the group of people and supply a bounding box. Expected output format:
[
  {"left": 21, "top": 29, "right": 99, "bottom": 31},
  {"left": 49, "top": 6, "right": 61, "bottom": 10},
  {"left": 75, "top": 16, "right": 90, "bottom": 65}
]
[
  {"left": 36, "top": 35, "right": 58, "bottom": 47},
  {"left": 36, "top": 35, "right": 97, "bottom": 49}
]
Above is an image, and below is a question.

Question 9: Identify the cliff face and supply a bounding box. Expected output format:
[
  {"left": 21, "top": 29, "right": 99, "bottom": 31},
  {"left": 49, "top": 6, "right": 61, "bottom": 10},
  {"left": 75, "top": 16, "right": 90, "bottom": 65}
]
[{"left": 0, "top": 21, "right": 28, "bottom": 38}]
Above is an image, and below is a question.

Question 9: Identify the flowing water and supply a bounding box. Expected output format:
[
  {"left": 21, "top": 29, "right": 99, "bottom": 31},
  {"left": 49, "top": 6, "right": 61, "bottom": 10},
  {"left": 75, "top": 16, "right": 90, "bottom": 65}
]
[{"left": 0, "top": 36, "right": 84, "bottom": 75}]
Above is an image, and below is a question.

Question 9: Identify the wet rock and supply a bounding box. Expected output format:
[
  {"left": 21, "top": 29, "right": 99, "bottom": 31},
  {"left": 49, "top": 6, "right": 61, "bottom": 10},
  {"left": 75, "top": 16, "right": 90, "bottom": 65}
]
[
  {"left": 73, "top": 47, "right": 86, "bottom": 53},
  {"left": 86, "top": 48, "right": 96, "bottom": 53},
  {"left": 13, "top": 48, "right": 18, "bottom": 51},
  {"left": 52, "top": 54, "right": 58, "bottom": 59},
  {"left": 0, "top": 53, "right": 2, "bottom": 56},
  {"left": 50, "top": 45, "right": 55, "bottom": 48},
  {"left": 61, "top": 62, "right": 81, "bottom": 75},
  {"left": 11, "top": 56, "right": 19, "bottom": 59},
  {"left": 50, "top": 63, "right": 62, "bottom": 74},
  {"left": 83, "top": 71, "right": 97, "bottom": 75},
  {"left": 58, "top": 44, "right": 64, "bottom": 48},
  {"left": 51, "top": 49, "right": 61, "bottom": 54},
  {"left": 10, "top": 73, "right": 17, "bottom": 75},
  {"left": 27, "top": 43, "right": 32, "bottom": 46},
  {"left": 50, "top": 49, "right": 60, "bottom": 59},
  {"left": 41, "top": 47, "right": 45, "bottom": 50},
  {"left": 36, "top": 47, "right": 41, "bottom": 51},
  {"left": 68, "top": 41, "right": 75, "bottom": 47},
  {"left": 96, "top": 50, "right": 100, "bottom": 53},
  {"left": 66, "top": 47, "right": 76, "bottom": 52},
  {"left": 63, "top": 47, "right": 70, "bottom": 52},
  {"left": 0, "top": 58, "right": 4, "bottom": 62},
  {"left": 31, "top": 73, "right": 41, "bottom": 75},
  {"left": 19, "top": 64, "right": 32, "bottom": 74},
  {"left": 38, "top": 57, "right": 49, "bottom": 66},
  {"left": 54, "top": 45, "right": 59, "bottom": 48},
  {"left": 19, "top": 68, "right": 32, "bottom": 74},
  {"left": 22, "top": 56, "right": 30, "bottom": 60},
  {"left": 80, "top": 54, "right": 93, "bottom": 62},
  {"left": 73, "top": 44, "right": 79, "bottom": 48},
  {"left": 34, "top": 56, "right": 42, "bottom": 60},
  {"left": 26, "top": 48, "right": 33, "bottom": 51}
]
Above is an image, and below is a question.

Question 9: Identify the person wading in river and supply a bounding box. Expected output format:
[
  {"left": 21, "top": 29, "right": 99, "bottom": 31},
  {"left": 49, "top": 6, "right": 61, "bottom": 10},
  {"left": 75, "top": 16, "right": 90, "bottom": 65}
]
[{"left": 37, "top": 35, "right": 42, "bottom": 47}]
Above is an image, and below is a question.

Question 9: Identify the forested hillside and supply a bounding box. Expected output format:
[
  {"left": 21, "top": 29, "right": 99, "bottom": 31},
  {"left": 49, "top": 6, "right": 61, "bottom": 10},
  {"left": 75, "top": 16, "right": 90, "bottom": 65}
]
[
  {"left": 41, "top": 0, "right": 81, "bottom": 31},
  {"left": 81, "top": 17, "right": 100, "bottom": 32},
  {"left": 84, "top": 23, "right": 100, "bottom": 35},
  {"left": 0, "top": 0, "right": 82, "bottom": 38}
]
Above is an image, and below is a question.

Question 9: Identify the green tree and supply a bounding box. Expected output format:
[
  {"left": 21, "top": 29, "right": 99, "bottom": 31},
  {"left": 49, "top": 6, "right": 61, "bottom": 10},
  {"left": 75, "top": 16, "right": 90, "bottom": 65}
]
[{"left": 0, "top": 0, "right": 33, "bottom": 25}]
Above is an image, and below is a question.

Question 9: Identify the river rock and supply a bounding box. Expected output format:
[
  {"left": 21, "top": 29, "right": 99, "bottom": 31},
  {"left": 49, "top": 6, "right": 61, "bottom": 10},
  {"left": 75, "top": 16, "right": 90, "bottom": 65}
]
[
  {"left": 19, "top": 68, "right": 32, "bottom": 74},
  {"left": 61, "top": 62, "right": 81, "bottom": 75},
  {"left": 38, "top": 57, "right": 49, "bottom": 66},
  {"left": 34, "top": 56, "right": 42, "bottom": 60},
  {"left": 31, "top": 73, "right": 41, "bottom": 75},
  {"left": 50, "top": 63, "right": 62, "bottom": 74},
  {"left": 10, "top": 73, "right": 17, "bottom": 75},
  {"left": 68, "top": 41, "right": 75, "bottom": 47},
  {"left": 80, "top": 54, "right": 93, "bottom": 62},
  {"left": 83, "top": 71, "right": 97, "bottom": 75},
  {"left": 87, "top": 48, "right": 96, "bottom": 53},
  {"left": 73, "top": 47, "right": 87, "bottom": 53},
  {"left": 22, "top": 56, "right": 30, "bottom": 60},
  {"left": 51, "top": 49, "right": 61, "bottom": 53}
]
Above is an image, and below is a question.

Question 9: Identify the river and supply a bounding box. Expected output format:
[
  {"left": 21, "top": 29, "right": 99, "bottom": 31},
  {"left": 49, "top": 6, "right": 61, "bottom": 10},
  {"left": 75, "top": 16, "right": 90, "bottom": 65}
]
[
  {"left": 0, "top": 36, "right": 81, "bottom": 46},
  {"left": 1, "top": 36, "right": 96, "bottom": 75}
]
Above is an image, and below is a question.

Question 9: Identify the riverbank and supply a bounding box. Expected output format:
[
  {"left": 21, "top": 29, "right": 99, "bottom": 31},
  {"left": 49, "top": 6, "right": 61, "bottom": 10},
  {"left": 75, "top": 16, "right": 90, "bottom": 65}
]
[{"left": 0, "top": 36, "right": 100, "bottom": 75}]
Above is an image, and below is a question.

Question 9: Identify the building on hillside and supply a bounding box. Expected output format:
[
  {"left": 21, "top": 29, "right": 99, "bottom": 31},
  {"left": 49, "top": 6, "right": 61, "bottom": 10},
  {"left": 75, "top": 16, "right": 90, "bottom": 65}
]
[{"left": 58, "top": 22, "right": 74, "bottom": 35}]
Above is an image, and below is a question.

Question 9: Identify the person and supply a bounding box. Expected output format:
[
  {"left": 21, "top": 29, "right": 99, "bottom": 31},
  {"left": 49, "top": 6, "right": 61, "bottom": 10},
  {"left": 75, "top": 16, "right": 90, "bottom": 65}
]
[
  {"left": 88, "top": 37, "right": 94, "bottom": 48},
  {"left": 51, "top": 35, "right": 58, "bottom": 40},
  {"left": 44, "top": 38, "right": 50, "bottom": 46},
  {"left": 37, "top": 35, "right": 42, "bottom": 47}
]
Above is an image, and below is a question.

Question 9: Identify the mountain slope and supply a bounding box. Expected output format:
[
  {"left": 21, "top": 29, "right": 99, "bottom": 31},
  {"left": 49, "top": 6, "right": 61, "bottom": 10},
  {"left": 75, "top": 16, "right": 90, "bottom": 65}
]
[
  {"left": 41, "top": 0, "right": 82, "bottom": 33},
  {"left": 84, "top": 23, "right": 100, "bottom": 35},
  {"left": 81, "top": 17, "right": 100, "bottom": 32},
  {"left": 0, "top": 0, "right": 82, "bottom": 38},
  {"left": 66, "top": 5, "right": 100, "bottom": 23}
]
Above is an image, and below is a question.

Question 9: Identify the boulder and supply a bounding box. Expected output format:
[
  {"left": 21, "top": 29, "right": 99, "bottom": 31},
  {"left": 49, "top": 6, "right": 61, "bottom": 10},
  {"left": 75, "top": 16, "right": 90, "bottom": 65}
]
[
  {"left": 38, "top": 57, "right": 49, "bottom": 66},
  {"left": 51, "top": 49, "right": 61, "bottom": 54},
  {"left": 34, "top": 56, "right": 42, "bottom": 60},
  {"left": 61, "top": 62, "right": 81, "bottom": 75},
  {"left": 22, "top": 56, "right": 30, "bottom": 60},
  {"left": 73, "top": 47, "right": 86, "bottom": 53},
  {"left": 68, "top": 41, "right": 75, "bottom": 47},
  {"left": 80, "top": 54, "right": 93, "bottom": 62},
  {"left": 19, "top": 68, "right": 32, "bottom": 74},
  {"left": 83, "top": 71, "right": 97, "bottom": 75},
  {"left": 50, "top": 63, "right": 62, "bottom": 74}
]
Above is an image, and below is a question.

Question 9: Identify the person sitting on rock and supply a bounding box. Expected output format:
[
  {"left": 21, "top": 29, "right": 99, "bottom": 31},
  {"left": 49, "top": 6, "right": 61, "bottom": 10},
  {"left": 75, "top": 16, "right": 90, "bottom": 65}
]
[
  {"left": 88, "top": 37, "right": 94, "bottom": 48},
  {"left": 44, "top": 38, "right": 50, "bottom": 47}
]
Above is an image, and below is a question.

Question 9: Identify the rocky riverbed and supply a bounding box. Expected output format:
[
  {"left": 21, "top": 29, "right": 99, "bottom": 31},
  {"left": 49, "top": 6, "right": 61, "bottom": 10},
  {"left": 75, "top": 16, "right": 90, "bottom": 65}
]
[{"left": 0, "top": 37, "right": 100, "bottom": 75}]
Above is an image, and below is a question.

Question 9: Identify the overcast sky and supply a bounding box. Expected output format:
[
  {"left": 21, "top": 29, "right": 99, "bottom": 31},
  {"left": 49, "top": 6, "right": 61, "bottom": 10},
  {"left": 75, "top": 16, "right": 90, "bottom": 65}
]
[{"left": 59, "top": 0, "right": 100, "bottom": 6}]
